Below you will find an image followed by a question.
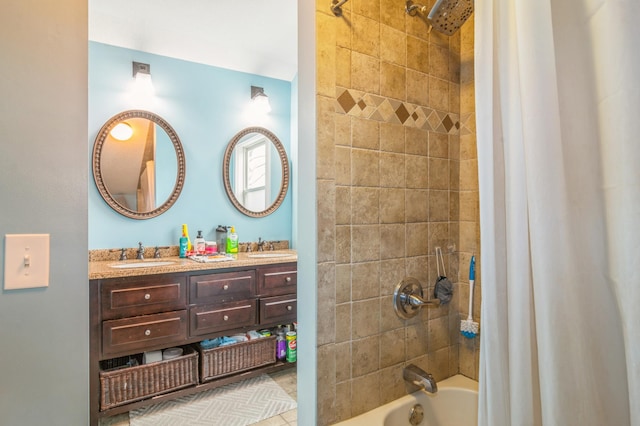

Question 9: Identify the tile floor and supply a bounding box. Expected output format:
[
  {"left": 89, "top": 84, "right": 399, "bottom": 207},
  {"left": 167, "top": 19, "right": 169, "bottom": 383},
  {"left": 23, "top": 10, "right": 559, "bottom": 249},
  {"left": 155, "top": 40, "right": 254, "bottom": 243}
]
[{"left": 98, "top": 369, "right": 297, "bottom": 426}]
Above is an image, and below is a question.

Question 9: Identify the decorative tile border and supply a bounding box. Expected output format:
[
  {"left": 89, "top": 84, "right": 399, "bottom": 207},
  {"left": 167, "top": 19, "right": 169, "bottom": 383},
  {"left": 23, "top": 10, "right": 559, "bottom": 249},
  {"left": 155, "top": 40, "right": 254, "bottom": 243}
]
[{"left": 335, "top": 87, "right": 470, "bottom": 135}]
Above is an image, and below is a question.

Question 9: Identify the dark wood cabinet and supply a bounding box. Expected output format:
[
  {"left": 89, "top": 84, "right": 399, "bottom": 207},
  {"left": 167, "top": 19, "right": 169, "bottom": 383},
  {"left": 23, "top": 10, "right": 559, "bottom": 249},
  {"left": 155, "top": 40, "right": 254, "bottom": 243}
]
[
  {"left": 102, "top": 310, "right": 188, "bottom": 357},
  {"left": 101, "top": 275, "right": 187, "bottom": 320},
  {"left": 257, "top": 264, "right": 297, "bottom": 296},
  {"left": 189, "top": 300, "right": 258, "bottom": 336},
  {"left": 259, "top": 295, "right": 297, "bottom": 324},
  {"left": 89, "top": 261, "right": 296, "bottom": 426}
]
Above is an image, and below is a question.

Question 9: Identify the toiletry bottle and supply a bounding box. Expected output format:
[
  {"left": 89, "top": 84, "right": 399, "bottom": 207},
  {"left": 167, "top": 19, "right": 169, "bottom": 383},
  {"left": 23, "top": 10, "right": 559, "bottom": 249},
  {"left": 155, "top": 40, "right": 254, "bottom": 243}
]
[
  {"left": 286, "top": 331, "right": 297, "bottom": 362},
  {"left": 226, "top": 226, "right": 239, "bottom": 254},
  {"left": 179, "top": 226, "right": 189, "bottom": 258},
  {"left": 181, "top": 224, "right": 192, "bottom": 252},
  {"left": 194, "top": 230, "right": 206, "bottom": 255},
  {"left": 276, "top": 327, "right": 286, "bottom": 361},
  {"left": 216, "top": 225, "right": 227, "bottom": 255}
]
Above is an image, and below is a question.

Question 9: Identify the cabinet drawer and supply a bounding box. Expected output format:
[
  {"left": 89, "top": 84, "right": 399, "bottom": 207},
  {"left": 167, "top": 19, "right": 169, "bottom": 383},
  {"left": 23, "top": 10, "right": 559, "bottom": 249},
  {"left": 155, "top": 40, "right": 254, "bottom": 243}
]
[
  {"left": 259, "top": 295, "right": 297, "bottom": 325},
  {"left": 189, "top": 300, "right": 257, "bottom": 337},
  {"left": 102, "top": 310, "right": 187, "bottom": 357},
  {"left": 101, "top": 276, "right": 187, "bottom": 320},
  {"left": 189, "top": 270, "right": 255, "bottom": 305},
  {"left": 257, "top": 264, "right": 297, "bottom": 297}
]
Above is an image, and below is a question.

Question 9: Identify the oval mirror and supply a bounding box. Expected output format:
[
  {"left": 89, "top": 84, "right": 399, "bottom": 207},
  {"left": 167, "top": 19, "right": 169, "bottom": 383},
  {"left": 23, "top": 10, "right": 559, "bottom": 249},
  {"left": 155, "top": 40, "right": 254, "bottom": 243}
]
[
  {"left": 222, "top": 127, "right": 290, "bottom": 218},
  {"left": 92, "top": 110, "right": 186, "bottom": 219}
]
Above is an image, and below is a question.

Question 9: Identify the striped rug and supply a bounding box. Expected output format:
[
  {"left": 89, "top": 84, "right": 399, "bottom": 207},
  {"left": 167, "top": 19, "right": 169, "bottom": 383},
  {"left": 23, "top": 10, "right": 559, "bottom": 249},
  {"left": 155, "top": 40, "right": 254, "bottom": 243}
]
[{"left": 130, "top": 374, "right": 296, "bottom": 426}]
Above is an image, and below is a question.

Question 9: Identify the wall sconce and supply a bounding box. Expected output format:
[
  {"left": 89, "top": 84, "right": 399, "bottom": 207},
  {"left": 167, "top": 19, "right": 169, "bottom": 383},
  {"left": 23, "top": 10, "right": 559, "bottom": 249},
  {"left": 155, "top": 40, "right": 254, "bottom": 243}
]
[
  {"left": 250, "top": 86, "right": 271, "bottom": 114},
  {"left": 132, "top": 61, "right": 154, "bottom": 96},
  {"left": 110, "top": 122, "right": 133, "bottom": 141}
]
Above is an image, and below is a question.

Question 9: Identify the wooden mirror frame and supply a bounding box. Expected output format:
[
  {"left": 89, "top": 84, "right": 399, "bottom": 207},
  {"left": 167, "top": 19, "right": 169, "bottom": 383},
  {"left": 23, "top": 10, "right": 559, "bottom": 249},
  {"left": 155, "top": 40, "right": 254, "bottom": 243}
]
[
  {"left": 222, "top": 127, "right": 290, "bottom": 218},
  {"left": 92, "top": 110, "right": 186, "bottom": 219}
]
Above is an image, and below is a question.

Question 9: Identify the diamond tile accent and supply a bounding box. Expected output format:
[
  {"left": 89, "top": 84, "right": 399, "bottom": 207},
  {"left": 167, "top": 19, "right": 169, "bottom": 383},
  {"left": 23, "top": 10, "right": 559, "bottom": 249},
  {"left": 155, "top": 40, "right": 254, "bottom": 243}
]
[
  {"left": 335, "top": 89, "right": 458, "bottom": 134},
  {"left": 395, "top": 104, "right": 410, "bottom": 124},
  {"left": 427, "top": 110, "right": 442, "bottom": 130},
  {"left": 442, "top": 114, "right": 454, "bottom": 132},
  {"left": 377, "top": 100, "right": 397, "bottom": 122},
  {"left": 337, "top": 89, "right": 356, "bottom": 114}
]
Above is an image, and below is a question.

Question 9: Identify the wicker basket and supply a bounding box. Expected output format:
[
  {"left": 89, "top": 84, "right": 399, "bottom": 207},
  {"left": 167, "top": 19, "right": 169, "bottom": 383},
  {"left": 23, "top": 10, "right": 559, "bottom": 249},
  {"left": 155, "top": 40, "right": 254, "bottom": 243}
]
[
  {"left": 198, "top": 336, "right": 276, "bottom": 382},
  {"left": 99, "top": 346, "right": 198, "bottom": 411}
]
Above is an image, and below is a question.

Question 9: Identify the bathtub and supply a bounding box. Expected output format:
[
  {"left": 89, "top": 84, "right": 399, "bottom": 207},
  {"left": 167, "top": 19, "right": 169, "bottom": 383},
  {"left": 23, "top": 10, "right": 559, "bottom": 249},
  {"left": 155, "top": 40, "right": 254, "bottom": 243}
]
[{"left": 334, "top": 374, "right": 478, "bottom": 426}]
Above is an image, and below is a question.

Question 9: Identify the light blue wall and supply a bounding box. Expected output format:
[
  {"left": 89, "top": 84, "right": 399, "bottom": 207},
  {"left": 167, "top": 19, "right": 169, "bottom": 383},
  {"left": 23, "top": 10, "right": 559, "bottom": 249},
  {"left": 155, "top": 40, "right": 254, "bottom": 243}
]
[
  {"left": 89, "top": 42, "right": 293, "bottom": 249},
  {"left": 0, "top": 1, "right": 88, "bottom": 424}
]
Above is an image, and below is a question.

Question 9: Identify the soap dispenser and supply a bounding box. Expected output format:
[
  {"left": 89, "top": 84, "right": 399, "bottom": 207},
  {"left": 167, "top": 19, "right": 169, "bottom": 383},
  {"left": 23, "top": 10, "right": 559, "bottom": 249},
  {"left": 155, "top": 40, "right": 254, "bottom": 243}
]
[
  {"left": 194, "top": 230, "right": 206, "bottom": 255},
  {"left": 226, "top": 226, "right": 239, "bottom": 254}
]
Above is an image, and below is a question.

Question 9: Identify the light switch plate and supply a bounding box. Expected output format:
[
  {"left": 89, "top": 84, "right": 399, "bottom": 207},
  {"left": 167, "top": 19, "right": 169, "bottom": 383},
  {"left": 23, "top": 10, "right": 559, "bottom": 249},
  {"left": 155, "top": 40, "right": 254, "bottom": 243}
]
[{"left": 4, "top": 234, "right": 50, "bottom": 290}]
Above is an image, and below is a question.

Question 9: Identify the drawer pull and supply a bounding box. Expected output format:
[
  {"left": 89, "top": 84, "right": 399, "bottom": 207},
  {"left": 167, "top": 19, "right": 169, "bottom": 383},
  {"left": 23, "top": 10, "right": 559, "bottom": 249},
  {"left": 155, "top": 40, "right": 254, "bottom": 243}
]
[
  {"left": 223, "top": 284, "right": 229, "bottom": 290},
  {"left": 223, "top": 315, "right": 229, "bottom": 321},
  {"left": 287, "top": 305, "right": 293, "bottom": 311},
  {"left": 144, "top": 329, "right": 151, "bottom": 336},
  {"left": 144, "top": 293, "right": 151, "bottom": 300},
  {"left": 285, "top": 277, "right": 292, "bottom": 282}
]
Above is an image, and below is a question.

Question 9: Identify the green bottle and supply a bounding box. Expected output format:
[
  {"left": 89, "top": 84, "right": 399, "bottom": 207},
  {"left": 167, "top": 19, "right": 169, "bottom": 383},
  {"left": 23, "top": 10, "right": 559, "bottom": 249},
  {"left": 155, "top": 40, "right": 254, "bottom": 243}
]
[{"left": 226, "top": 226, "right": 238, "bottom": 254}]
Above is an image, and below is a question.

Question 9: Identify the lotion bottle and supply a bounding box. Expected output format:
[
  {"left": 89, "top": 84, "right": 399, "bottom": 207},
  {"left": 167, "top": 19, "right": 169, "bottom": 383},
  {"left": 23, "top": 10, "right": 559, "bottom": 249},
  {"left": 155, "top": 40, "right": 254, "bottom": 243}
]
[
  {"left": 179, "top": 224, "right": 189, "bottom": 258},
  {"left": 181, "top": 224, "right": 192, "bottom": 252}
]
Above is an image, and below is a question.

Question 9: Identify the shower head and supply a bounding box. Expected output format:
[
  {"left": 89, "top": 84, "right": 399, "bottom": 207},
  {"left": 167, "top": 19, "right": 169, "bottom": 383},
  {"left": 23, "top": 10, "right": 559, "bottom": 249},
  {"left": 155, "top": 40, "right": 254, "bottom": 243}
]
[{"left": 427, "top": 0, "right": 473, "bottom": 36}]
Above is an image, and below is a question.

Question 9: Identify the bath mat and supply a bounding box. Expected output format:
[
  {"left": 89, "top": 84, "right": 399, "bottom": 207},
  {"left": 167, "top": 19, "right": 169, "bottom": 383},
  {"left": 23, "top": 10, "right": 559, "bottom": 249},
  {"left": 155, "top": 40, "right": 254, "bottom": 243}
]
[{"left": 129, "top": 374, "right": 296, "bottom": 426}]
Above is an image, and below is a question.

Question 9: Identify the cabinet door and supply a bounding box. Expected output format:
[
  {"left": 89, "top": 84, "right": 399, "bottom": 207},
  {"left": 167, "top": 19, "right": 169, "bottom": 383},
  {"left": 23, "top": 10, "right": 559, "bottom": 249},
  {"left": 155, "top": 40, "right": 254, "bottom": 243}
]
[
  {"left": 257, "top": 264, "right": 297, "bottom": 297},
  {"left": 189, "top": 300, "right": 258, "bottom": 337},
  {"left": 101, "top": 275, "right": 187, "bottom": 320},
  {"left": 259, "top": 295, "right": 297, "bottom": 325},
  {"left": 189, "top": 270, "right": 255, "bottom": 305},
  {"left": 102, "top": 310, "right": 187, "bottom": 357}
]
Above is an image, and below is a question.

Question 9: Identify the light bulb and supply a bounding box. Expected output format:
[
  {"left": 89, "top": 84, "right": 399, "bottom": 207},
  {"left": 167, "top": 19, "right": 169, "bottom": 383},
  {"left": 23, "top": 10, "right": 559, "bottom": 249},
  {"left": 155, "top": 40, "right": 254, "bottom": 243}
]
[{"left": 110, "top": 122, "right": 133, "bottom": 141}]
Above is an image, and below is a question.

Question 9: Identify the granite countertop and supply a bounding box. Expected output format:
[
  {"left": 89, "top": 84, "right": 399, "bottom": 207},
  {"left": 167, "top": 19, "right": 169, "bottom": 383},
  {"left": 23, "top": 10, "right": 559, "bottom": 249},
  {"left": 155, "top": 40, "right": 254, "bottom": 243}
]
[{"left": 89, "top": 249, "right": 298, "bottom": 280}]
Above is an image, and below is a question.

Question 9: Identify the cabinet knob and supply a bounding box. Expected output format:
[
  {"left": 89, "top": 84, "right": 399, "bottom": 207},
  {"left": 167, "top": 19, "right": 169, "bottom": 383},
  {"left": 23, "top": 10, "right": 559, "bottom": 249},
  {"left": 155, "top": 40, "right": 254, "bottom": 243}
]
[
  {"left": 223, "top": 315, "right": 229, "bottom": 321},
  {"left": 144, "top": 329, "right": 151, "bottom": 336},
  {"left": 285, "top": 277, "right": 292, "bottom": 283},
  {"left": 287, "top": 305, "right": 293, "bottom": 311},
  {"left": 144, "top": 293, "right": 151, "bottom": 300},
  {"left": 223, "top": 284, "right": 229, "bottom": 290}
]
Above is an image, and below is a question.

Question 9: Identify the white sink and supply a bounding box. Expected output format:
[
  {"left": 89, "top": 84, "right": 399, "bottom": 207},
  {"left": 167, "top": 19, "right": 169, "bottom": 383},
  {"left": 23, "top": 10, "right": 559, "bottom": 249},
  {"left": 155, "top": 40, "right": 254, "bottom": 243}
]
[
  {"left": 109, "top": 261, "right": 176, "bottom": 269},
  {"left": 247, "top": 253, "right": 293, "bottom": 259}
]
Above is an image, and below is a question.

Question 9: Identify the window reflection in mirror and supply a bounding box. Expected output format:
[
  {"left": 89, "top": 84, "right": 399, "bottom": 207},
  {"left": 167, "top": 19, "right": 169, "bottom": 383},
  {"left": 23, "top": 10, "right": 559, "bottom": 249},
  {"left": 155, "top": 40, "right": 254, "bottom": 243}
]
[{"left": 234, "top": 134, "right": 270, "bottom": 212}]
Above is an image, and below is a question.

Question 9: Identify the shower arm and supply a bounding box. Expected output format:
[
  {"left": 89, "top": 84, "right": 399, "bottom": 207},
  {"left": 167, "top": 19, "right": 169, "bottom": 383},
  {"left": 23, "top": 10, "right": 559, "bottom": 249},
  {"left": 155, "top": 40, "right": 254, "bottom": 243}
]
[
  {"left": 330, "top": 0, "right": 350, "bottom": 16},
  {"left": 405, "top": 0, "right": 428, "bottom": 16}
]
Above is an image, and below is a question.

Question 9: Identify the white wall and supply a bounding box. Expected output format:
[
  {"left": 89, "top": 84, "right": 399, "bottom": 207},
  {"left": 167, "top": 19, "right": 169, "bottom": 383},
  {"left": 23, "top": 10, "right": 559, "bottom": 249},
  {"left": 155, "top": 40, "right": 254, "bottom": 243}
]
[
  {"left": 0, "top": 1, "right": 89, "bottom": 425},
  {"left": 296, "top": 1, "right": 318, "bottom": 423}
]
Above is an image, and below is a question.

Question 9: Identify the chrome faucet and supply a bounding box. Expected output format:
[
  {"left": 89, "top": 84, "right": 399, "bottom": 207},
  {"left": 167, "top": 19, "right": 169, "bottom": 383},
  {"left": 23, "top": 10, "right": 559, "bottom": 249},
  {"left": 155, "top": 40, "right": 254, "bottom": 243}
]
[
  {"left": 257, "top": 237, "right": 265, "bottom": 252},
  {"left": 403, "top": 364, "right": 437, "bottom": 393},
  {"left": 137, "top": 242, "right": 144, "bottom": 260}
]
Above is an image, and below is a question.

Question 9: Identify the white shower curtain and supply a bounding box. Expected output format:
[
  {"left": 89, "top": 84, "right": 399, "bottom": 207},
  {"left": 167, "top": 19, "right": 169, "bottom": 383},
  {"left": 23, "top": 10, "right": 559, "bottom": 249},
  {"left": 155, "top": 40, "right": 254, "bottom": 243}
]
[{"left": 475, "top": 0, "right": 640, "bottom": 425}]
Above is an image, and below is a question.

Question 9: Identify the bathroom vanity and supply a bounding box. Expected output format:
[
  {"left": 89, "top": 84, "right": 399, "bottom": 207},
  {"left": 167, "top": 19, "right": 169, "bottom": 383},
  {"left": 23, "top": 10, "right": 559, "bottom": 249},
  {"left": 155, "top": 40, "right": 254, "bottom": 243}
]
[{"left": 88, "top": 252, "right": 297, "bottom": 425}]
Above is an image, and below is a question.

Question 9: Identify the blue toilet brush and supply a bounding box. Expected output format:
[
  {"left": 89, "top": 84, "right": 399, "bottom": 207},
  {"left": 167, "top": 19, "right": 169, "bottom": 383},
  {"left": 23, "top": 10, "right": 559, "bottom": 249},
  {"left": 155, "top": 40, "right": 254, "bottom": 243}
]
[{"left": 461, "top": 255, "right": 479, "bottom": 338}]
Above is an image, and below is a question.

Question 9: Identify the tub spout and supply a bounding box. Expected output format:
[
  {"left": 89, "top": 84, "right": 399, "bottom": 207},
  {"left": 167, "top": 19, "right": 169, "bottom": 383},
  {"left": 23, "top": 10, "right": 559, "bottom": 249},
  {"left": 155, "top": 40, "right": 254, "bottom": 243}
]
[{"left": 403, "top": 364, "right": 438, "bottom": 393}]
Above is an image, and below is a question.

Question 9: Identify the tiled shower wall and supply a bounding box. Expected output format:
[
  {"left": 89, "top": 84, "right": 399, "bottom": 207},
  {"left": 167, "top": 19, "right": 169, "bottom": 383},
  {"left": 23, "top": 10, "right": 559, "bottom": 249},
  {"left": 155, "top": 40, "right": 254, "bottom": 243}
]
[
  {"left": 458, "top": 10, "right": 481, "bottom": 380},
  {"left": 313, "top": 0, "right": 480, "bottom": 424}
]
